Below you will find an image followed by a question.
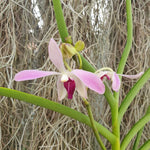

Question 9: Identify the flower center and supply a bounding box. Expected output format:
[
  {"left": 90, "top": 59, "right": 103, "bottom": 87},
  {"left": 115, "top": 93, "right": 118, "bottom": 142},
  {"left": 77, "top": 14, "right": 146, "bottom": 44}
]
[
  {"left": 61, "top": 74, "right": 69, "bottom": 82},
  {"left": 63, "top": 78, "right": 76, "bottom": 99}
]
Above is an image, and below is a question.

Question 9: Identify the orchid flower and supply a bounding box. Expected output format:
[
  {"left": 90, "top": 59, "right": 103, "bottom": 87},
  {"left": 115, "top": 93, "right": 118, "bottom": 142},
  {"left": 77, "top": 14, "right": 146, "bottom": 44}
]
[
  {"left": 96, "top": 68, "right": 144, "bottom": 92},
  {"left": 14, "top": 39, "right": 105, "bottom": 100}
]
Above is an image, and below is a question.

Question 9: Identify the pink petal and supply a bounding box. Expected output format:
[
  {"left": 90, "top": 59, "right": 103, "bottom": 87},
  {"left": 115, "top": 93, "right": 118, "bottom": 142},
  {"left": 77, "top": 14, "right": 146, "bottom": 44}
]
[
  {"left": 14, "top": 70, "right": 60, "bottom": 81},
  {"left": 112, "top": 72, "right": 120, "bottom": 92},
  {"left": 72, "top": 75, "right": 87, "bottom": 98},
  {"left": 57, "top": 77, "right": 67, "bottom": 101},
  {"left": 48, "top": 39, "right": 66, "bottom": 72},
  {"left": 118, "top": 72, "right": 144, "bottom": 79},
  {"left": 71, "top": 69, "right": 105, "bottom": 94}
]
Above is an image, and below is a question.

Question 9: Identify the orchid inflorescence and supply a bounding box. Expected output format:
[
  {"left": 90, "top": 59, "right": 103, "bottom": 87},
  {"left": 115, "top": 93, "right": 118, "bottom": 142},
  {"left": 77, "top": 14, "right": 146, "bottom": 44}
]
[{"left": 14, "top": 39, "right": 143, "bottom": 101}]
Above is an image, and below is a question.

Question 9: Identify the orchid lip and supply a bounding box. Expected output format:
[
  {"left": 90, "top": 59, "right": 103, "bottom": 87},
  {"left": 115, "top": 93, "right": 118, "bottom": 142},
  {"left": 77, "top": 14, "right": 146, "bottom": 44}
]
[{"left": 63, "top": 78, "right": 76, "bottom": 99}]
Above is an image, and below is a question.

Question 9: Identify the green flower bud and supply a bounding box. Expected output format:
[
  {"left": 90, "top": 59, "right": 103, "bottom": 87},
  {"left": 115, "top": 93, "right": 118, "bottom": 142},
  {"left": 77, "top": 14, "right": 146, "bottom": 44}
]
[
  {"left": 75, "top": 40, "right": 85, "bottom": 52},
  {"left": 60, "top": 43, "right": 77, "bottom": 58}
]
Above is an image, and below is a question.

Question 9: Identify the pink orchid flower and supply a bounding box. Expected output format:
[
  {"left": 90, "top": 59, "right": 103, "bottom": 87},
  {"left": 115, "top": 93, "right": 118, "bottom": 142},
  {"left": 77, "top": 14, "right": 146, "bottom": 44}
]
[
  {"left": 97, "top": 71, "right": 143, "bottom": 92},
  {"left": 14, "top": 39, "right": 105, "bottom": 100}
]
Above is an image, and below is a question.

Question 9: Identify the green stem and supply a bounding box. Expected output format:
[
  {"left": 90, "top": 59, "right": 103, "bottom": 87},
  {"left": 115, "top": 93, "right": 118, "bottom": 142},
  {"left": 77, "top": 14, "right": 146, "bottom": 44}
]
[
  {"left": 104, "top": 81, "right": 120, "bottom": 149},
  {"left": 138, "top": 140, "right": 150, "bottom": 150},
  {"left": 63, "top": 59, "right": 72, "bottom": 71},
  {"left": 0, "top": 87, "right": 116, "bottom": 144},
  {"left": 52, "top": 0, "right": 69, "bottom": 42},
  {"left": 114, "top": 0, "right": 133, "bottom": 100},
  {"left": 104, "top": 83, "right": 116, "bottom": 109},
  {"left": 83, "top": 98, "right": 106, "bottom": 150},
  {"left": 111, "top": 101, "right": 120, "bottom": 150},
  {"left": 120, "top": 113, "right": 150, "bottom": 150},
  {"left": 76, "top": 52, "right": 82, "bottom": 69},
  {"left": 104, "top": 85, "right": 120, "bottom": 149},
  {"left": 105, "top": 84, "right": 120, "bottom": 149},
  {"left": 119, "top": 68, "right": 150, "bottom": 123}
]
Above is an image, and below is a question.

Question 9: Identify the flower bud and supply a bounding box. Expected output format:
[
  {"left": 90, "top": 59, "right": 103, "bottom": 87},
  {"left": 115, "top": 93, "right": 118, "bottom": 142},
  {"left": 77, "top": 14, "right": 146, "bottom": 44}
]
[
  {"left": 75, "top": 40, "right": 85, "bottom": 52},
  {"left": 60, "top": 43, "right": 77, "bottom": 58}
]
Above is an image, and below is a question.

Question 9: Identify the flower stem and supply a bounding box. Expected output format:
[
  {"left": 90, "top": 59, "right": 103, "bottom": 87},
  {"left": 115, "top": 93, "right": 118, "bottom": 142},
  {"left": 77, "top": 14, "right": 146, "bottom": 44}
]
[
  {"left": 82, "top": 98, "right": 106, "bottom": 150},
  {"left": 111, "top": 101, "right": 120, "bottom": 150},
  {"left": 76, "top": 52, "right": 82, "bottom": 69},
  {"left": 63, "top": 59, "right": 72, "bottom": 71}
]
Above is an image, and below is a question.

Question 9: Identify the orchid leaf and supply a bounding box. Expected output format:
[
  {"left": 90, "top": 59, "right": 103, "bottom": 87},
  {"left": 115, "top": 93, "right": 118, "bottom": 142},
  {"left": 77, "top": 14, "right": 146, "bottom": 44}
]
[
  {"left": 132, "top": 127, "right": 144, "bottom": 150},
  {"left": 120, "top": 112, "right": 150, "bottom": 150},
  {"left": 138, "top": 140, "right": 150, "bottom": 150},
  {"left": 52, "top": 0, "right": 68, "bottom": 42},
  {"left": 133, "top": 106, "right": 150, "bottom": 150},
  {"left": 0, "top": 87, "right": 116, "bottom": 144}
]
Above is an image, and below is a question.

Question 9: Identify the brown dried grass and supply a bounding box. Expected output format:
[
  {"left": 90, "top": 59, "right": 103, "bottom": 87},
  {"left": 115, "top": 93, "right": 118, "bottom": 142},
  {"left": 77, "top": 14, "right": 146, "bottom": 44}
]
[{"left": 0, "top": 0, "right": 150, "bottom": 149}]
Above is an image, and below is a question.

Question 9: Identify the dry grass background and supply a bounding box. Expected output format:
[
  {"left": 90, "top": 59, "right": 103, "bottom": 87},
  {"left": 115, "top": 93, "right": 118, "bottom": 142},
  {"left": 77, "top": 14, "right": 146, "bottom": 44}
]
[{"left": 0, "top": 0, "right": 150, "bottom": 149}]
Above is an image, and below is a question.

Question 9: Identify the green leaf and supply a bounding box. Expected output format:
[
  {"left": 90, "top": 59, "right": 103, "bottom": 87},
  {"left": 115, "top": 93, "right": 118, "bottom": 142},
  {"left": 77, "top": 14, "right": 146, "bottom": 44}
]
[
  {"left": 0, "top": 87, "right": 116, "bottom": 144},
  {"left": 120, "top": 113, "right": 150, "bottom": 150},
  {"left": 133, "top": 106, "right": 150, "bottom": 150},
  {"left": 138, "top": 140, "right": 150, "bottom": 150},
  {"left": 52, "top": 0, "right": 69, "bottom": 42},
  {"left": 114, "top": 0, "right": 133, "bottom": 101},
  {"left": 132, "top": 127, "right": 144, "bottom": 150}
]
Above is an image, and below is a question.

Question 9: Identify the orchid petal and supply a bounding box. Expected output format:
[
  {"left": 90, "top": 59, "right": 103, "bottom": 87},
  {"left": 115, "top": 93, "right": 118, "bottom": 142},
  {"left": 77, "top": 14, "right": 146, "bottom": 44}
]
[
  {"left": 71, "top": 69, "right": 105, "bottom": 94},
  {"left": 71, "top": 74, "right": 87, "bottom": 98},
  {"left": 112, "top": 72, "right": 120, "bottom": 92},
  {"left": 118, "top": 72, "right": 144, "bottom": 79},
  {"left": 14, "top": 70, "right": 60, "bottom": 81},
  {"left": 57, "top": 77, "right": 67, "bottom": 101},
  {"left": 48, "top": 39, "right": 66, "bottom": 72}
]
